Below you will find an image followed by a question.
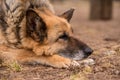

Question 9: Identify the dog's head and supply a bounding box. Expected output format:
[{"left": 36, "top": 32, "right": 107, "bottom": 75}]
[{"left": 26, "top": 8, "right": 93, "bottom": 60}]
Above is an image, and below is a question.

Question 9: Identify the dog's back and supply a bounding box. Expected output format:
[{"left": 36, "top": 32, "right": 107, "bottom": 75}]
[{"left": 0, "top": 0, "right": 54, "bottom": 47}]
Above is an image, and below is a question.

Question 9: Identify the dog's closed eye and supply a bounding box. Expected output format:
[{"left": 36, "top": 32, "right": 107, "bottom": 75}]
[{"left": 59, "top": 33, "right": 69, "bottom": 40}]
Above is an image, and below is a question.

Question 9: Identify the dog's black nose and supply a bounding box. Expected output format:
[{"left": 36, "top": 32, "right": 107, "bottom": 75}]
[{"left": 84, "top": 47, "right": 93, "bottom": 56}]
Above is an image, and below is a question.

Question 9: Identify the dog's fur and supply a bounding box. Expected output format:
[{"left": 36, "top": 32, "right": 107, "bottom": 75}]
[{"left": 0, "top": 0, "right": 93, "bottom": 68}]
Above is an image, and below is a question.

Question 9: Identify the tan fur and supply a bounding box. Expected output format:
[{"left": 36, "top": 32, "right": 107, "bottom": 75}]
[
  {"left": 0, "top": 0, "right": 93, "bottom": 68},
  {"left": 16, "top": 8, "right": 72, "bottom": 56},
  {"left": 0, "top": 45, "right": 71, "bottom": 68},
  {"left": 0, "top": 0, "right": 75, "bottom": 68}
]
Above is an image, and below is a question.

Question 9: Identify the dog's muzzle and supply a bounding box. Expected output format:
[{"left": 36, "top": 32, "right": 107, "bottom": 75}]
[{"left": 58, "top": 47, "right": 93, "bottom": 61}]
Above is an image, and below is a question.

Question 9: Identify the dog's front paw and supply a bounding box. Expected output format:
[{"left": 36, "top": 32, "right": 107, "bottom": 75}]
[
  {"left": 33, "top": 46, "right": 54, "bottom": 56},
  {"left": 70, "top": 60, "right": 80, "bottom": 67},
  {"left": 51, "top": 58, "right": 71, "bottom": 68},
  {"left": 46, "top": 55, "right": 80, "bottom": 68},
  {"left": 51, "top": 60, "right": 80, "bottom": 68}
]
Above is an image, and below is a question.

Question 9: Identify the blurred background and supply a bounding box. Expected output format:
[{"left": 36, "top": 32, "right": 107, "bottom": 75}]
[{"left": 50, "top": 0, "right": 120, "bottom": 50}]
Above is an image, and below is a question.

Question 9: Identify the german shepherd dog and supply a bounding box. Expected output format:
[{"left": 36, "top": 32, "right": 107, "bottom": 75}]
[{"left": 0, "top": 0, "right": 93, "bottom": 68}]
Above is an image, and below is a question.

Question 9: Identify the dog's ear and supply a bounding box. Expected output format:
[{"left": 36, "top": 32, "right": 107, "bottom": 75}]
[
  {"left": 60, "top": 8, "right": 75, "bottom": 22},
  {"left": 26, "top": 9, "right": 47, "bottom": 42}
]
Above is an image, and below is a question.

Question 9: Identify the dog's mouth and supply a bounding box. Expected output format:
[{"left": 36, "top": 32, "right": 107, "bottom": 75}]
[{"left": 58, "top": 50, "right": 89, "bottom": 61}]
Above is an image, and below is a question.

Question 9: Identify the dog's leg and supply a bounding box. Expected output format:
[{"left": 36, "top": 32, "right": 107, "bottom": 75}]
[
  {"left": 0, "top": 46, "right": 79, "bottom": 68},
  {"left": 21, "top": 55, "right": 71, "bottom": 68},
  {"left": 17, "top": 51, "right": 79, "bottom": 68}
]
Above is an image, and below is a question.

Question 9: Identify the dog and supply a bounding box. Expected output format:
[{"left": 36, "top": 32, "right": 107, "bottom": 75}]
[{"left": 0, "top": 0, "right": 93, "bottom": 68}]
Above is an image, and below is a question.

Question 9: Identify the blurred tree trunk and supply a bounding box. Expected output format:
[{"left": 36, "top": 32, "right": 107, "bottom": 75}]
[
  {"left": 50, "top": 0, "right": 64, "bottom": 3},
  {"left": 90, "top": 0, "right": 112, "bottom": 20}
]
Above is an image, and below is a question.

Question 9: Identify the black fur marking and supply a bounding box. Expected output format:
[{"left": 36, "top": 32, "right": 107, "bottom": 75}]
[
  {"left": 60, "top": 8, "right": 75, "bottom": 22},
  {"left": 15, "top": 11, "right": 25, "bottom": 44},
  {"left": 0, "top": 5, "right": 8, "bottom": 32},
  {"left": 26, "top": 9, "right": 47, "bottom": 43},
  {"left": 12, "top": 4, "right": 22, "bottom": 12},
  {"left": 0, "top": 15, "right": 8, "bottom": 32},
  {"left": 4, "top": 0, "right": 10, "bottom": 12},
  {"left": 2, "top": 0, "right": 24, "bottom": 46}
]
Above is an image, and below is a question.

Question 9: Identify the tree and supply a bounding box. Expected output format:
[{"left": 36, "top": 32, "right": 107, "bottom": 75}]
[{"left": 90, "top": 0, "right": 112, "bottom": 20}]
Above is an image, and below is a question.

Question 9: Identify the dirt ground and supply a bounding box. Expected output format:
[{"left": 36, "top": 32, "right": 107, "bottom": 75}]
[{"left": 0, "top": 1, "right": 120, "bottom": 80}]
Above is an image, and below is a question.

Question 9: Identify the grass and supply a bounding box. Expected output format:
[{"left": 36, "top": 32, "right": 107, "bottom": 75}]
[{"left": 8, "top": 61, "right": 22, "bottom": 72}]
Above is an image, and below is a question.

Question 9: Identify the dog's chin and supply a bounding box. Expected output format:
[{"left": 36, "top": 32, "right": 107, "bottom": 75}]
[{"left": 58, "top": 50, "right": 88, "bottom": 61}]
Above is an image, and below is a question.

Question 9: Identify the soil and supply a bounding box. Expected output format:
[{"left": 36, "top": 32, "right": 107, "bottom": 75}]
[{"left": 0, "top": 1, "right": 120, "bottom": 80}]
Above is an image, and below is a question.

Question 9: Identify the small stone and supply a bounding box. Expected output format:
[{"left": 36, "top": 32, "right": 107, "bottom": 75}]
[
  {"left": 115, "top": 70, "right": 120, "bottom": 75},
  {"left": 103, "top": 50, "right": 116, "bottom": 55},
  {"left": 81, "top": 58, "right": 95, "bottom": 65}
]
